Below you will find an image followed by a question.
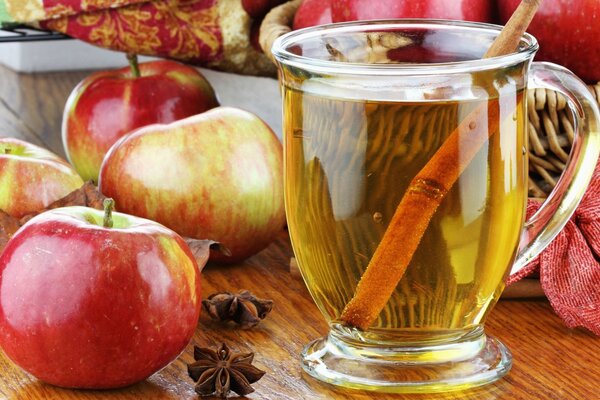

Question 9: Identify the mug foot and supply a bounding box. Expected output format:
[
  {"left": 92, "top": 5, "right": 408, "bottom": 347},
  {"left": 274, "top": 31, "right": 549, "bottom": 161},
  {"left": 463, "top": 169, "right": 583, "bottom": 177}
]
[{"left": 301, "top": 331, "right": 512, "bottom": 393}]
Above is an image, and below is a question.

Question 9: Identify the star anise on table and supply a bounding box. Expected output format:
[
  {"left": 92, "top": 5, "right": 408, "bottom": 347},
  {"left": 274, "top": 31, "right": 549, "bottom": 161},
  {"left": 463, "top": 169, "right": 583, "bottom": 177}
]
[
  {"left": 202, "top": 290, "right": 273, "bottom": 329},
  {"left": 188, "top": 343, "right": 266, "bottom": 398}
]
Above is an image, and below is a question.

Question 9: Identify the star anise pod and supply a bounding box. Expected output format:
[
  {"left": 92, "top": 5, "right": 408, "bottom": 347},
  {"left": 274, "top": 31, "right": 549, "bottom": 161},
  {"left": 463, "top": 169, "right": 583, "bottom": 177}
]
[
  {"left": 202, "top": 290, "right": 273, "bottom": 329},
  {"left": 187, "top": 343, "right": 266, "bottom": 398}
]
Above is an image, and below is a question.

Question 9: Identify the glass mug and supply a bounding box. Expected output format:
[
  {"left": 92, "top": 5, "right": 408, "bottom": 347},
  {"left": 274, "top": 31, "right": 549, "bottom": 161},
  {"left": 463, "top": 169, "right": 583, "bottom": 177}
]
[{"left": 272, "top": 20, "right": 600, "bottom": 393}]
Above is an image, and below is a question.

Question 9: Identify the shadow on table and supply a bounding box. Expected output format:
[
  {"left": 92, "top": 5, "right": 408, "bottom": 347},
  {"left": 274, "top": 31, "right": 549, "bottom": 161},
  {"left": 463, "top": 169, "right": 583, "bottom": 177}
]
[{"left": 8, "top": 379, "right": 183, "bottom": 400}]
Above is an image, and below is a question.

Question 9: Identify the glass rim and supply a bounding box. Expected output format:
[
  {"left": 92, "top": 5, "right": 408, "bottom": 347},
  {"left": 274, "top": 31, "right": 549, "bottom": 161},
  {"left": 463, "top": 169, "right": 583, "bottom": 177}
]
[{"left": 271, "top": 19, "right": 539, "bottom": 76}]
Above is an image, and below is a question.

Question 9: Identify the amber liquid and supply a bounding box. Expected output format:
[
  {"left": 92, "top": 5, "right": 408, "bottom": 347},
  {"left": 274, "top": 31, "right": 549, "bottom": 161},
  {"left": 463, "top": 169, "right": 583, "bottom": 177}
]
[{"left": 284, "top": 86, "right": 527, "bottom": 337}]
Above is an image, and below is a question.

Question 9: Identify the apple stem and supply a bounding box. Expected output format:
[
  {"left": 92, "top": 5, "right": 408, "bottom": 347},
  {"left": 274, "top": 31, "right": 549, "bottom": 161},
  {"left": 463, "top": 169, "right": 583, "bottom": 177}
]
[
  {"left": 3, "top": 148, "right": 10, "bottom": 154},
  {"left": 126, "top": 53, "right": 141, "bottom": 78},
  {"left": 103, "top": 198, "right": 115, "bottom": 228}
]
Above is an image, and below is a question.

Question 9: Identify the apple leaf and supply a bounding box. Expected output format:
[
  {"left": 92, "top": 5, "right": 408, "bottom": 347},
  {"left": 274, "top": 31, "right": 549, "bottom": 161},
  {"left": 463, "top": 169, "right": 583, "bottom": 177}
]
[
  {"left": 0, "top": 182, "right": 106, "bottom": 254},
  {"left": 0, "top": 210, "right": 21, "bottom": 251},
  {"left": 0, "top": 183, "right": 228, "bottom": 274},
  {"left": 184, "top": 238, "right": 230, "bottom": 272},
  {"left": 81, "top": 181, "right": 108, "bottom": 210},
  {"left": 0, "top": 210, "right": 21, "bottom": 236}
]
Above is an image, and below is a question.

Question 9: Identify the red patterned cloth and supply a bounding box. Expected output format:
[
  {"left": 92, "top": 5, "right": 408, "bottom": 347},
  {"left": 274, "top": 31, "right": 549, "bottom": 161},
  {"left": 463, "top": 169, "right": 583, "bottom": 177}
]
[
  {"left": 0, "top": 0, "right": 275, "bottom": 76},
  {"left": 41, "top": 1, "right": 224, "bottom": 65},
  {"left": 509, "top": 160, "right": 600, "bottom": 335}
]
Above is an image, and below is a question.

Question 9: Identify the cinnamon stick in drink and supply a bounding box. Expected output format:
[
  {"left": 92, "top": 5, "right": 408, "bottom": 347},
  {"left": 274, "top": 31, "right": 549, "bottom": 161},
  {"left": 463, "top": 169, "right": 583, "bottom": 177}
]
[{"left": 340, "top": 0, "right": 542, "bottom": 330}]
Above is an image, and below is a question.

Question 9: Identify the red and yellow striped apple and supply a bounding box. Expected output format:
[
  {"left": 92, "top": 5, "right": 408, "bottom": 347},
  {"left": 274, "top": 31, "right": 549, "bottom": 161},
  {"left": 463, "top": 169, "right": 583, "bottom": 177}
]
[
  {"left": 0, "top": 138, "right": 83, "bottom": 218},
  {"left": 0, "top": 202, "right": 202, "bottom": 389},
  {"left": 62, "top": 59, "right": 219, "bottom": 183},
  {"left": 99, "top": 107, "right": 285, "bottom": 263}
]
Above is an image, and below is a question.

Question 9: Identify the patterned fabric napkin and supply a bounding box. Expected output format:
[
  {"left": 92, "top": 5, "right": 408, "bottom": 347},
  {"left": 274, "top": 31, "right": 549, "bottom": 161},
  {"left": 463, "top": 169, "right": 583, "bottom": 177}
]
[
  {"left": 0, "top": 0, "right": 275, "bottom": 76},
  {"left": 510, "top": 160, "right": 600, "bottom": 335}
]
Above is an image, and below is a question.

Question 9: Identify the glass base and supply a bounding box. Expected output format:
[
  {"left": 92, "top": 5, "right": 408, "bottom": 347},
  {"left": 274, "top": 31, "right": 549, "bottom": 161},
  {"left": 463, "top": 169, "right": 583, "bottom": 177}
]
[{"left": 301, "top": 329, "right": 512, "bottom": 393}]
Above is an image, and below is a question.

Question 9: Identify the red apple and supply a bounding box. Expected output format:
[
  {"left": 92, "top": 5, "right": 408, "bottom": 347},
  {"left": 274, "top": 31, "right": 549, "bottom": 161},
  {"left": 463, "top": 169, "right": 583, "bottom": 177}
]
[
  {"left": 62, "top": 57, "right": 219, "bottom": 183},
  {"left": 332, "top": 0, "right": 494, "bottom": 23},
  {"left": 293, "top": 0, "right": 333, "bottom": 30},
  {"left": 497, "top": 0, "right": 600, "bottom": 83},
  {"left": 242, "top": 0, "right": 287, "bottom": 18},
  {"left": 0, "top": 201, "right": 202, "bottom": 389},
  {"left": 0, "top": 138, "right": 84, "bottom": 218},
  {"left": 99, "top": 107, "right": 285, "bottom": 263}
]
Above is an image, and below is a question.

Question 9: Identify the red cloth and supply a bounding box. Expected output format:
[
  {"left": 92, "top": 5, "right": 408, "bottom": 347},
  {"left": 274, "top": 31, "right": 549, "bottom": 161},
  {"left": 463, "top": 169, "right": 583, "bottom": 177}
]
[
  {"left": 40, "top": 1, "right": 224, "bottom": 65},
  {"left": 508, "top": 161, "right": 600, "bottom": 335}
]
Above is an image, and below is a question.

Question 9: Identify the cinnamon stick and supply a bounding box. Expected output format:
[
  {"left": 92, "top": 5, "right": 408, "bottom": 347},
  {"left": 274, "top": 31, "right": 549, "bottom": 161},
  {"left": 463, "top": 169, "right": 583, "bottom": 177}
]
[{"left": 340, "top": 0, "right": 542, "bottom": 330}]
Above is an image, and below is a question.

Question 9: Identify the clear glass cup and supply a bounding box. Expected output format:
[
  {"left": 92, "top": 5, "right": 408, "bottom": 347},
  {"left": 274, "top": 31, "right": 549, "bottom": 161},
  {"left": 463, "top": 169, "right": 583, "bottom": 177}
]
[{"left": 272, "top": 20, "right": 600, "bottom": 393}]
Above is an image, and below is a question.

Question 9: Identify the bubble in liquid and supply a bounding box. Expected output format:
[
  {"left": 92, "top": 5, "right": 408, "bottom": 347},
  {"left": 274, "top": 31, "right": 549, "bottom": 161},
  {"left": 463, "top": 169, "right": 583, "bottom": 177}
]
[{"left": 373, "top": 212, "right": 383, "bottom": 223}]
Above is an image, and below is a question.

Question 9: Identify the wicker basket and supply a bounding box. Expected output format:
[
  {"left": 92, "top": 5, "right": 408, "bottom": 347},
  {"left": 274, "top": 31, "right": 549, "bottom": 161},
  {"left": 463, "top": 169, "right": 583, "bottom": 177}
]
[{"left": 259, "top": 0, "right": 600, "bottom": 198}]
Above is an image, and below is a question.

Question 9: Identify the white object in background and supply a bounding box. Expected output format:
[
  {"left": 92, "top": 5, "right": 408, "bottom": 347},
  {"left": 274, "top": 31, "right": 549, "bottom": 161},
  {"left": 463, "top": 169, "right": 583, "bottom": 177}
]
[
  {"left": 199, "top": 68, "right": 281, "bottom": 139},
  {"left": 0, "top": 40, "right": 157, "bottom": 72},
  {"left": 0, "top": 40, "right": 282, "bottom": 138}
]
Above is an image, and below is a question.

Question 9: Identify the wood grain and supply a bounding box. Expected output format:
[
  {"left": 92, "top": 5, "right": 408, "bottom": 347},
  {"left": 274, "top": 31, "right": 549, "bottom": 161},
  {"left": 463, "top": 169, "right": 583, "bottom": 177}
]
[
  {"left": 0, "top": 233, "right": 597, "bottom": 400},
  {"left": 0, "top": 64, "right": 597, "bottom": 400},
  {"left": 0, "top": 64, "right": 89, "bottom": 157}
]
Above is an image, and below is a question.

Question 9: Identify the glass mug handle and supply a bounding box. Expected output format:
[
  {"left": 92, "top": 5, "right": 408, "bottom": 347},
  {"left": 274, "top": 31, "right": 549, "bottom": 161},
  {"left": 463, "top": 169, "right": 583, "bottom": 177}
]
[{"left": 511, "top": 62, "right": 600, "bottom": 276}]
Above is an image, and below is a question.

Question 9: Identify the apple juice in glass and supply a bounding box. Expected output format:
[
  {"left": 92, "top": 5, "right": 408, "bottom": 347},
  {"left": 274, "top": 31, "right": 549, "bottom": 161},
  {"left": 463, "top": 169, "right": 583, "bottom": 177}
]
[{"left": 272, "top": 21, "right": 600, "bottom": 392}]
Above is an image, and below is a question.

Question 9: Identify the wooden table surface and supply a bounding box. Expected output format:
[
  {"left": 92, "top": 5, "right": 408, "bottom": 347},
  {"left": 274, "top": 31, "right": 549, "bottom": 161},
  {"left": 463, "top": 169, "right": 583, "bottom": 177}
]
[{"left": 0, "top": 63, "right": 598, "bottom": 400}]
